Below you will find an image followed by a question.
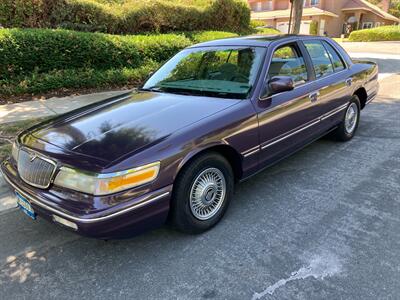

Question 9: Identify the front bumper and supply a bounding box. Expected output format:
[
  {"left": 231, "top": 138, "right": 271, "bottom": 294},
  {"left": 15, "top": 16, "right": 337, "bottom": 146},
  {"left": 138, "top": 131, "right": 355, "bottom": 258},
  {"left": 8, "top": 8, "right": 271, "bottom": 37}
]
[{"left": 1, "top": 160, "right": 172, "bottom": 239}]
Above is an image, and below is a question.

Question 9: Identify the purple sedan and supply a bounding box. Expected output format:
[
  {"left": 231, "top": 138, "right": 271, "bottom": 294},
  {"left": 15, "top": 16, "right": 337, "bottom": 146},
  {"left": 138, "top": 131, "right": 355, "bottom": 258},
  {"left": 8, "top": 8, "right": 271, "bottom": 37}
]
[{"left": 2, "top": 35, "right": 379, "bottom": 238}]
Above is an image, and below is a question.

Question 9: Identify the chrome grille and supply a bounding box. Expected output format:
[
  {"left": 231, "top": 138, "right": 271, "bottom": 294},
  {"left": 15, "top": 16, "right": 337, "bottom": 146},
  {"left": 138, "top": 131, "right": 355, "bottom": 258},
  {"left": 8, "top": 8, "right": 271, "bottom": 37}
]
[{"left": 17, "top": 148, "right": 56, "bottom": 188}]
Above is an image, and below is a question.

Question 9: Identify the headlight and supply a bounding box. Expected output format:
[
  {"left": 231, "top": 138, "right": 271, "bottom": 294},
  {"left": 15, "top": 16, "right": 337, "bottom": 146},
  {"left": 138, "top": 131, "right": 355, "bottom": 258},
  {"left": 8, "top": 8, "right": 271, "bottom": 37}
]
[
  {"left": 53, "top": 162, "right": 160, "bottom": 196},
  {"left": 11, "top": 141, "right": 19, "bottom": 162}
]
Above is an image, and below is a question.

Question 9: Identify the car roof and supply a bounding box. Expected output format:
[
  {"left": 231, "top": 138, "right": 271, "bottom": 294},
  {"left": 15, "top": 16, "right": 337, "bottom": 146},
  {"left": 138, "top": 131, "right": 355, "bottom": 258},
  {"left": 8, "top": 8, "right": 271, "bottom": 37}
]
[{"left": 188, "top": 34, "right": 322, "bottom": 48}]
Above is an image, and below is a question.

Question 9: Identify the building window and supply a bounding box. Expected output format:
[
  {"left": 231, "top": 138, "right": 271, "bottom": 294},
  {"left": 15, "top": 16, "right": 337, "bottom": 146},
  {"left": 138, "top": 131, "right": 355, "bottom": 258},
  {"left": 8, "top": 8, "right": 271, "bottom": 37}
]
[
  {"left": 362, "top": 22, "right": 373, "bottom": 29},
  {"left": 375, "top": 22, "right": 381, "bottom": 27},
  {"left": 256, "top": 2, "right": 262, "bottom": 11},
  {"left": 311, "top": 0, "right": 319, "bottom": 5},
  {"left": 263, "top": 0, "right": 272, "bottom": 10}
]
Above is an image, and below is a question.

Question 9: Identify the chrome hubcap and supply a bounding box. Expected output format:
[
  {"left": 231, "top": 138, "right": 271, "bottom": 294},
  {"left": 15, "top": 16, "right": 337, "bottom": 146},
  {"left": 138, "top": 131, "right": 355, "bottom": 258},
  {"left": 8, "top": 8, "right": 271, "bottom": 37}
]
[
  {"left": 189, "top": 168, "right": 226, "bottom": 221},
  {"left": 345, "top": 103, "right": 358, "bottom": 134}
]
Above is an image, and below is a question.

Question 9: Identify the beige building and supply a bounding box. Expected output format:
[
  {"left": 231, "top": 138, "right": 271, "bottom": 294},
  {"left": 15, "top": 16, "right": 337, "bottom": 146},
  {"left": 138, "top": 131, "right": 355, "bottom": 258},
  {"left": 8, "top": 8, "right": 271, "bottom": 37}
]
[{"left": 249, "top": 0, "right": 400, "bottom": 37}]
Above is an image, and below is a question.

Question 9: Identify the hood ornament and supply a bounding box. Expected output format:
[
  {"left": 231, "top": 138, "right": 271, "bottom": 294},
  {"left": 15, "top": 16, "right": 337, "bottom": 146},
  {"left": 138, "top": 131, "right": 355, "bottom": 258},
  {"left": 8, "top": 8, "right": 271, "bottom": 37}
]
[{"left": 29, "top": 153, "right": 37, "bottom": 162}]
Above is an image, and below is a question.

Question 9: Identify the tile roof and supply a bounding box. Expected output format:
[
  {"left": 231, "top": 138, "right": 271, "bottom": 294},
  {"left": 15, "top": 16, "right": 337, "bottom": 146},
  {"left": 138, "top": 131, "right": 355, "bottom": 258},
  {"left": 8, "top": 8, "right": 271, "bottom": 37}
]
[{"left": 342, "top": 0, "right": 400, "bottom": 22}]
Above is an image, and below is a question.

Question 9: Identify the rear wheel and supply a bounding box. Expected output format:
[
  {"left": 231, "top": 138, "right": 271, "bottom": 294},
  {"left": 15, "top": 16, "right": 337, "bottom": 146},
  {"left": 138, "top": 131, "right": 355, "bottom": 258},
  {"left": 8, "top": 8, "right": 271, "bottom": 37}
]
[
  {"left": 170, "top": 153, "right": 234, "bottom": 234},
  {"left": 331, "top": 96, "right": 360, "bottom": 141}
]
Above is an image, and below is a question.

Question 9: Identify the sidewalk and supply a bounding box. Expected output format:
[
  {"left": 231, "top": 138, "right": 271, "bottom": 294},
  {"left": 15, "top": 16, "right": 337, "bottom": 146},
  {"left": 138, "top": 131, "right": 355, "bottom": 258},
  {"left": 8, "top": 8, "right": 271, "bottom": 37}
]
[
  {"left": 339, "top": 41, "right": 400, "bottom": 55},
  {"left": 1, "top": 89, "right": 132, "bottom": 124}
]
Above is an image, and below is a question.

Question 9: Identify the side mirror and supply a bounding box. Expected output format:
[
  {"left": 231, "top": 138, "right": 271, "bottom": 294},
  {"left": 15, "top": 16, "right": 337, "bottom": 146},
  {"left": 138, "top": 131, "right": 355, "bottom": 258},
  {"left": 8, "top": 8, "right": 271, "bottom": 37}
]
[{"left": 268, "top": 76, "right": 294, "bottom": 96}]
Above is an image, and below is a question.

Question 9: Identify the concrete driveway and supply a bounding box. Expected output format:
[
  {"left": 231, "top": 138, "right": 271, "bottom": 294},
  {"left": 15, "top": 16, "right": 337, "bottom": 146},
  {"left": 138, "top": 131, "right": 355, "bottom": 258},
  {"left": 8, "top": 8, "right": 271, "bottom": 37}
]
[{"left": 0, "top": 50, "right": 399, "bottom": 299}]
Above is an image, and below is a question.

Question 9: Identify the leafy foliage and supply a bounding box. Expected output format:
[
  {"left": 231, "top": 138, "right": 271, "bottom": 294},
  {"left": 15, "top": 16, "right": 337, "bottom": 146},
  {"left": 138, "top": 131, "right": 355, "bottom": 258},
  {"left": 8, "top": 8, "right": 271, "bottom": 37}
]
[
  {"left": 309, "top": 21, "right": 318, "bottom": 35},
  {"left": 0, "top": 0, "right": 251, "bottom": 34},
  {"left": 349, "top": 25, "right": 400, "bottom": 41},
  {"left": 0, "top": 28, "right": 244, "bottom": 96},
  {"left": 252, "top": 27, "right": 280, "bottom": 35},
  {"left": 0, "top": 29, "right": 191, "bottom": 79},
  {"left": 186, "top": 31, "right": 239, "bottom": 43}
]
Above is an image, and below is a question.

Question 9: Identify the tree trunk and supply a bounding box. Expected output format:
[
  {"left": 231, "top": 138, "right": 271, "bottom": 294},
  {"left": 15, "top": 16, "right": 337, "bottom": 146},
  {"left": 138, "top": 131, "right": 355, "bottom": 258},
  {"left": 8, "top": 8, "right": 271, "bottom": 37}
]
[{"left": 291, "top": 0, "right": 304, "bottom": 34}]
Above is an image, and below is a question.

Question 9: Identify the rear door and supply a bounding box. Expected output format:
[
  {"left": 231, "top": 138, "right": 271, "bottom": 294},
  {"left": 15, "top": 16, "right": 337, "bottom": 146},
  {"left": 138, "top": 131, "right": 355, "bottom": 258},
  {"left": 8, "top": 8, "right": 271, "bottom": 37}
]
[{"left": 301, "top": 39, "right": 351, "bottom": 129}]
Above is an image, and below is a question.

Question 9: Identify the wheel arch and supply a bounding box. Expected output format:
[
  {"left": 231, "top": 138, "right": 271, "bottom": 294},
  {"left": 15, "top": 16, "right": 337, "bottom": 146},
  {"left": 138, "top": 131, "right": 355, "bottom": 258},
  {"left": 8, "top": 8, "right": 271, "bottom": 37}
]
[
  {"left": 176, "top": 144, "right": 243, "bottom": 183},
  {"left": 353, "top": 87, "right": 368, "bottom": 109}
]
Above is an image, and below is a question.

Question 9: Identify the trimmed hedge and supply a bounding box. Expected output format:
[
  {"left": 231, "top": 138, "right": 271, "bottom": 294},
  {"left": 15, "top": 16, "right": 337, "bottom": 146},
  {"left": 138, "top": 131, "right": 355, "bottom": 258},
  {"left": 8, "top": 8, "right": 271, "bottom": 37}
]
[
  {"left": 0, "top": 29, "right": 191, "bottom": 79},
  {"left": 349, "top": 25, "right": 400, "bottom": 41},
  {"left": 252, "top": 27, "right": 280, "bottom": 35},
  {"left": 186, "top": 31, "right": 239, "bottom": 43},
  {"left": 0, "top": 0, "right": 251, "bottom": 34},
  {"left": 0, "top": 28, "right": 243, "bottom": 96},
  {"left": 0, "top": 63, "right": 160, "bottom": 95}
]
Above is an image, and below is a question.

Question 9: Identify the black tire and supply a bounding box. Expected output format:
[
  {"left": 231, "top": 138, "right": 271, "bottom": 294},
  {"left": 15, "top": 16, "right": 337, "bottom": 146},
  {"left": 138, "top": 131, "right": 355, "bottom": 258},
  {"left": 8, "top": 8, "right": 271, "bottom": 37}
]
[
  {"left": 170, "top": 152, "right": 234, "bottom": 234},
  {"left": 331, "top": 95, "right": 361, "bottom": 142}
]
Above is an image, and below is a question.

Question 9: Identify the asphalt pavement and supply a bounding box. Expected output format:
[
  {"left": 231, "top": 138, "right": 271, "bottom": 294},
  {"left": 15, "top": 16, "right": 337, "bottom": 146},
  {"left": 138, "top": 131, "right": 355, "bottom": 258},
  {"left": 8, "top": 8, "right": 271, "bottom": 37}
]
[{"left": 0, "top": 53, "right": 399, "bottom": 299}]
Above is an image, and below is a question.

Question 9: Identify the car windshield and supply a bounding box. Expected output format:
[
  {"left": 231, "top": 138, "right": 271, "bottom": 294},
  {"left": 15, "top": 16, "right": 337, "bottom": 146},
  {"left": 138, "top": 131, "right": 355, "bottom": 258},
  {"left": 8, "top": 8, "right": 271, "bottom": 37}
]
[{"left": 142, "top": 46, "right": 266, "bottom": 99}]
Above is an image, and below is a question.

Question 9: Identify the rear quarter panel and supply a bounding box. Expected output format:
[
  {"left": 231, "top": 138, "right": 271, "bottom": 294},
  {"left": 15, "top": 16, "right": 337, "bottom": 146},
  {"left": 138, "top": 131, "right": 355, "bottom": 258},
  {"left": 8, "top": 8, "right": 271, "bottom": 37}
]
[{"left": 351, "top": 59, "right": 379, "bottom": 104}]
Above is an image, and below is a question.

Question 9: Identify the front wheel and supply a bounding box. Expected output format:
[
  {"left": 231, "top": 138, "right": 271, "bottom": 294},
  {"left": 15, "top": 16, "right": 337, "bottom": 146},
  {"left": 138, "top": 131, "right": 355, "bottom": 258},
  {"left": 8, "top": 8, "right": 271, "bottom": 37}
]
[
  {"left": 331, "top": 96, "right": 361, "bottom": 141},
  {"left": 170, "top": 153, "right": 234, "bottom": 234}
]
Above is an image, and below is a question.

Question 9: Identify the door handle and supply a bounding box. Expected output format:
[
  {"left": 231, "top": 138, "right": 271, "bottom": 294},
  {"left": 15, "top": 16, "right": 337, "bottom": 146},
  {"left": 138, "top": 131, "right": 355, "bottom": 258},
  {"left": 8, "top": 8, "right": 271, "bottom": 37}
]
[
  {"left": 345, "top": 78, "right": 352, "bottom": 87},
  {"left": 309, "top": 91, "right": 319, "bottom": 103}
]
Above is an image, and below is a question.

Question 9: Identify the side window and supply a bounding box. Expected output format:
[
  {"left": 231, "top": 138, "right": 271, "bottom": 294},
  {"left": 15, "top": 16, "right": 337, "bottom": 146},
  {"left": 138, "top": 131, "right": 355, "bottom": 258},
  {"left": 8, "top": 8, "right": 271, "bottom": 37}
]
[
  {"left": 304, "top": 41, "right": 334, "bottom": 78},
  {"left": 322, "top": 41, "right": 345, "bottom": 72},
  {"left": 268, "top": 44, "right": 308, "bottom": 85}
]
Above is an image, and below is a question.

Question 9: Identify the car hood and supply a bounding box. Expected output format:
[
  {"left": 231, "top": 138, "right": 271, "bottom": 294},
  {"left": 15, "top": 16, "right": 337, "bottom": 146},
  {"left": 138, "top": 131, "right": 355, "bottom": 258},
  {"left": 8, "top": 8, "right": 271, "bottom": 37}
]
[{"left": 31, "top": 92, "right": 240, "bottom": 162}]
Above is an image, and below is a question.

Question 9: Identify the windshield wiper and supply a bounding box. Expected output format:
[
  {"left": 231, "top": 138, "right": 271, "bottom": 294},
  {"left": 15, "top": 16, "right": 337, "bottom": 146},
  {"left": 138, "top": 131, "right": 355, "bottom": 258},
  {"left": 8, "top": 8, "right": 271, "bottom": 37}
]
[{"left": 139, "top": 86, "right": 163, "bottom": 92}]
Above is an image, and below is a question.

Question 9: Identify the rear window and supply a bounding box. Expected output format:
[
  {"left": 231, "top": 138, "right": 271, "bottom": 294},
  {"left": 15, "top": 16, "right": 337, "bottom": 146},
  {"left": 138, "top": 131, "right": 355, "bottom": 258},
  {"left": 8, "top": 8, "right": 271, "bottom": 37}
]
[
  {"left": 322, "top": 41, "right": 346, "bottom": 72},
  {"left": 304, "top": 41, "right": 334, "bottom": 79}
]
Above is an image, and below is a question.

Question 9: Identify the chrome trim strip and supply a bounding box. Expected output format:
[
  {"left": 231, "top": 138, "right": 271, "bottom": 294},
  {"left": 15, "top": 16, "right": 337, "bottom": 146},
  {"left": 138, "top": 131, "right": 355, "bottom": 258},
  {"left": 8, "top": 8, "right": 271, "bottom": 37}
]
[
  {"left": 261, "top": 119, "right": 321, "bottom": 150},
  {"left": 2, "top": 168, "right": 169, "bottom": 224},
  {"left": 243, "top": 147, "right": 260, "bottom": 158},
  {"left": 244, "top": 103, "right": 350, "bottom": 153},
  {"left": 320, "top": 103, "right": 348, "bottom": 120},
  {"left": 241, "top": 145, "right": 260, "bottom": 157},
  {"left": 366, "top": 92, "right": 377, "bottom": 105}
]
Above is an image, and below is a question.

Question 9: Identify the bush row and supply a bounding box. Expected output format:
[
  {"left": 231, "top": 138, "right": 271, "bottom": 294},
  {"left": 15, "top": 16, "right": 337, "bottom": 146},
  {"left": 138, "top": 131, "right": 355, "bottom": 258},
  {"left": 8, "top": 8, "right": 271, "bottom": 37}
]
[
  {"left": 0, "top": 0, "right": 251, "bottom": 34},
  {"left": 0, "top": 63, "right": 160, "bottom": 96},
  {"left": 349, "top": 25, "right": 400, "bottom": 41},
  {"left": 0, "top": 29, "right": 242, "bottom": 95},
  {"left": 0, "top": 29, "right": 191, "bottom": 79}
]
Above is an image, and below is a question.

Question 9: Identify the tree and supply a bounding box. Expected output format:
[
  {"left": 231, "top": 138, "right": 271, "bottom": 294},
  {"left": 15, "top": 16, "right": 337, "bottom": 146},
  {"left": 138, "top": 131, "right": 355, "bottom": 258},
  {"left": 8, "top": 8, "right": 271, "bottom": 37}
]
[
  {"left": 389, "top": 0, "right": 400, "bottom": 17},
  {"left": 290, "top": 0, "right": 304, "bottom": 34}
]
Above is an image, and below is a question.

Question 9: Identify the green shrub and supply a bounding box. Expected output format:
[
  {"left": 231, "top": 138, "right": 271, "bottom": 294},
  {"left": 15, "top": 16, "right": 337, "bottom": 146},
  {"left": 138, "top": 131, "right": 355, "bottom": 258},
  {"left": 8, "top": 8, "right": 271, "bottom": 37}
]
[
  {"left": 0, "top": 62, "right": 160, "bottom": 95},
  {"left": 309, "top": 21, "right": 318, "bottom": 35},
  {"left": 0, "top": 27, "right": 250, "bottom": 96},
  {"left": 349, "top": 25, "right": 400, "bottom": 41},
  {"left": 250, "top": 20, "right": 266, "bottom": 29},
  {"left": 0, "top": 0, "right": 251, "bottom": 34},
  {"left": 0, "top": 29, "right": 191, "bottom": 79},
  {"left": 252, "top": 27, "right": 280, "bottom": 35},
  {"left": 186, "top": 31, "right": 239, "bottom": 43},
  {"left": 204, "top": 0, "right": 250, "bottom": 34},
  {"left": 53, "top": 0, "right": 118, "bottom": 33}
]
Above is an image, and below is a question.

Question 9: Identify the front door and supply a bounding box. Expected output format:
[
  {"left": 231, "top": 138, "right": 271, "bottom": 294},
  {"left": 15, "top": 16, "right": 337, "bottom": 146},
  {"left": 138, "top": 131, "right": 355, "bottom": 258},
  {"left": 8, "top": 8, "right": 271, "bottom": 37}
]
[{"left": 254, "top": 42, "right": 320, "bottom": 167}]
